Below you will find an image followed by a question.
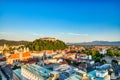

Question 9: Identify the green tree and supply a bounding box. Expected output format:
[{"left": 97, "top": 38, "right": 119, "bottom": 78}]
[
  {"left": 0, "top": 75, "right": 2, "bottom": 80},
  {"left": 101, "top": 59, "right": 107, "bottom": 64},
  {"left": 35, "top": 45, "right": 39, "bottom": 51},
  {"left": 9, "top": 47, "right": 13, "bottom": 51},
  {"left": 95, "top": 57, "right": 100, "bottom": 62},
  {"left": 91, "top": 50, "right": 100, "bottom": 59},
  {"left": 107, "top": 49, "right": 114, "bottom": 56},
  {"left": 112, "top": 59, "right": 118, "bottom": 65},
  {"left": 65, "top": 59, "right": 72, "bottom": 65},
  {"left": 3, "top": 49, "right": 8, "bottom": 53}
]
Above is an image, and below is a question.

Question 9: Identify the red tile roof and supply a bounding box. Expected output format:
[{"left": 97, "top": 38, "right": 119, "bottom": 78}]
[
  {"left": 45, "top": 50, "right": 53, "bottom": 54},
  {"left": 9, "top": 53, "right": 19, "bottom": 59},
  {"left": 9, "top": 52, "right": 32, "bottom": 59},
  {"left": 22, "top": 52, "right": 31, "bottom": 57},
  {"left": 80, "top": 54, "right": 87, "bottom": 57}
]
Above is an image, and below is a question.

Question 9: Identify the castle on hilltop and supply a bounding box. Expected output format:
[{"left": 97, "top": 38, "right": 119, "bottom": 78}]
[{"left": 40, "top": 37, "right": 56, "bottom": 42}]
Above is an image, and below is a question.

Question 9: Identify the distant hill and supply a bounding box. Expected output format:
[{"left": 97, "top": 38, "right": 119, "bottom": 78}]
[
  {"left": 0, "top": 39, "right": 29, "bottom": 46},
  {"left": 67, "top": 41, "right": 120, "bottom": 46}
]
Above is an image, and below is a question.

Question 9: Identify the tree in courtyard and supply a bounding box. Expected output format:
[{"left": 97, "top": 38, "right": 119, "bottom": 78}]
[
  {"left": 95, "top": 57, "right": 100, "bottom": 63},
  {"left": 107, "top": 49, "right": 114, "bottom": 56},
  {"left": 112, "top": 59, "right": 118, "bottom": 65},
  {"left": 101, "top": 59, "right": 107, "bottom": 64}
]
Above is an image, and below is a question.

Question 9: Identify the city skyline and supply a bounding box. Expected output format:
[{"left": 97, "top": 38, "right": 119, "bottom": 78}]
[{"left": 0, "top": 0, "right": 120, "bottom": 42}]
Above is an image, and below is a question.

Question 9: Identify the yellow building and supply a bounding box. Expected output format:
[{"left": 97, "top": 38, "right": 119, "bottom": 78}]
[
  {"left": 7, "top": 52, "right": 32, "bottom": 64},
  {"left": 40, "top": 37, "right": 56, "bottom": 42}
]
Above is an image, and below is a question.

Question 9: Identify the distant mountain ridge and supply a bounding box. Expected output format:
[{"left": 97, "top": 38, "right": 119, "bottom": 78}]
[
  {"left": 67, "top": 41, "right": 120, "bottom": 46},
  {"left": 1, "top": 39, "right": 120, "bottom": 46},
  {"left": 0, "top": 39, "right": 30, "bottom": 46}
]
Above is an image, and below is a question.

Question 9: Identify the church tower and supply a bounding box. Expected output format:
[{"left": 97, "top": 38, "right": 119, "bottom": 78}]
[
  {"left": 23, "top": 47, "right": 26, "bottom": 52},
  {"left": 26, "top": 47, "right": 29, "bottom": 52}
]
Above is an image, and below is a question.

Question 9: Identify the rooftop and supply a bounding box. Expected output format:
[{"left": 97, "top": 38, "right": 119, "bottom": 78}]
[
  {"left": 79, "top": 54, "right": 88, "bottom": 57},
  {"left": 13, "top": 69, "right": 22, "bottom": 79},
  {"left": 9, "top": 53, "right": 19, "bottom": 59},
  {"left": 22, "top": 52, "right": 31, "bottom": 57},
  {"left": 77, "top": 70, "right": 86, "bottom": 74},
  {"left": 65, "top": 70, "right": 88, "bottom": 80},
  {"left": 96, "top": 64, "right": 111, "bottom": 71},
  {"left": 9, "top": 52, "right": 32, "bottom": 59},
  {"left": 22, "top": 64, "right": 51, "bottom": 79},
  {"left": 88, "top": 70, "right": 109, "bottom": 80}
]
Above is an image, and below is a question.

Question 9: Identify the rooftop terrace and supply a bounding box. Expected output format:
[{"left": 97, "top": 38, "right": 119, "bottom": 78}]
[
  {"left": 22, "top": 64, "right": 51, "bottom": 79},
  {"left": 13, "top": 69, "right": 21, "bottom": 79}
]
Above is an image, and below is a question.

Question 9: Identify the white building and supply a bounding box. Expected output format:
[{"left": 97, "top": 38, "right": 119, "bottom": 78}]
[
  {"left": 100, "top": 49, "right": 107, "bottom": 55},
  {"left": 89, "top": 64, "right": 111, "bottom": 80},
  {"left": 65, "top": 70, "right": 89, "bottom": 80}
]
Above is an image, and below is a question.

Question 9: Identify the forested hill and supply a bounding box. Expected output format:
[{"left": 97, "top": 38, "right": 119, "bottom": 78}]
[
  {"left": 0, "top": 39, "right": 29, "bottom": 46},
  {"left": 25, "top": 39, "right": 67, "bottom": 51}
]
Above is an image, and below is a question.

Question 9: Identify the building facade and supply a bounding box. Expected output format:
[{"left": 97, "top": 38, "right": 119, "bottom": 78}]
[{"left": 40, "top": 37, "right": 56, "bottom": 42}]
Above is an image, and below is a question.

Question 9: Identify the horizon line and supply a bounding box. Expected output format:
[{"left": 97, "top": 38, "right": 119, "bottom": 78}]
[{"left": 0, "top": 38, "right": 120, "bottom": 43}]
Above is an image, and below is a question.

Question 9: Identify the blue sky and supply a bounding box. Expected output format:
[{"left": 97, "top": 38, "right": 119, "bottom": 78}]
[{"left": 0, "top": 0, "right": 120, "bottom": 42}]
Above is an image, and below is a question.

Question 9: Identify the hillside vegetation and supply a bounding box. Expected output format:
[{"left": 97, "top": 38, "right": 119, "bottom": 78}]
[{"left": 25, "top": 39, "right": 67, "bottom": 51}]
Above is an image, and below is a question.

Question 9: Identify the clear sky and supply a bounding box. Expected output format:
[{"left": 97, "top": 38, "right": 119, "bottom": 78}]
[{"left": 0, "top": 0, "right": 120, "bottom": 43}]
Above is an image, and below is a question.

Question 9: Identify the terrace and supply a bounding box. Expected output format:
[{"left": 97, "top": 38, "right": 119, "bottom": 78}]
[{"left": 22, "top": 64, "right": 51, "bottom": 80}]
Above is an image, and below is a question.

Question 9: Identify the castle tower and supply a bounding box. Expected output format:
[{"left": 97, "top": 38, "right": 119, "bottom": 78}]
[
  {"left": 23, "top": 47, "right": 26, "bottom": 52},
  {"left": 3, "top": 44, "right": 7, "bottom": 49}
]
